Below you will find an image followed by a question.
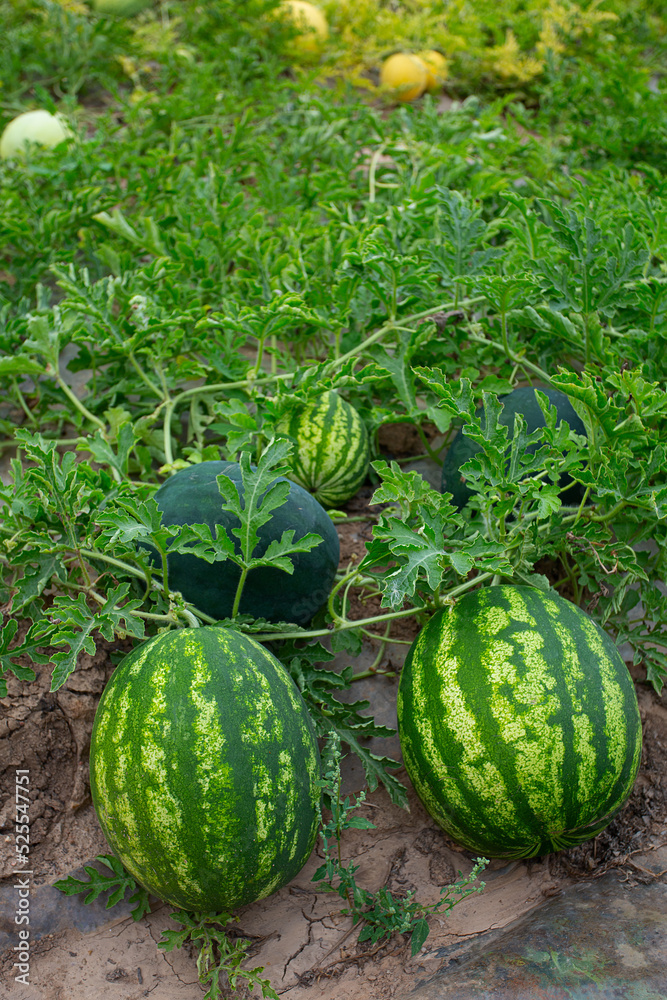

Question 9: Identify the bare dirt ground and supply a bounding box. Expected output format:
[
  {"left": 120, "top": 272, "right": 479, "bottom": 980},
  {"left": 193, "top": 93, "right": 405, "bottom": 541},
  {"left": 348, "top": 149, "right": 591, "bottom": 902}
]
[{"left": 1, "top": 425, "right": 666, "bottom": 999}]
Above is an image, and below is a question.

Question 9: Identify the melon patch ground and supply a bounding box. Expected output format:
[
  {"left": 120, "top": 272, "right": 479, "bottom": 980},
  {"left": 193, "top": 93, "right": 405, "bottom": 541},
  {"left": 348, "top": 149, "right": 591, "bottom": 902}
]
[{"left": 1, "top": 508, "right": 665, "bottom": 1000}]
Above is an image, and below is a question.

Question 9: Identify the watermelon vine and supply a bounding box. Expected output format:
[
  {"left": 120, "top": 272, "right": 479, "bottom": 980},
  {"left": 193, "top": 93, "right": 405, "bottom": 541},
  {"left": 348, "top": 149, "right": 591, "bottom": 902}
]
[{"left": 3, "top": 0, "right": 667, "bottom": 988}]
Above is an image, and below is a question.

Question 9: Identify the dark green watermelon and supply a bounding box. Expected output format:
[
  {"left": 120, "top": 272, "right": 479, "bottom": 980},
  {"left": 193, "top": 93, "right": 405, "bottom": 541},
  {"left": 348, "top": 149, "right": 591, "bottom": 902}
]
[
  {"left": 441, "top": 387, "right": 586, "bottom": 509},
  {"left": 153, "top": 461, "right": 340, "bottom": 625}
]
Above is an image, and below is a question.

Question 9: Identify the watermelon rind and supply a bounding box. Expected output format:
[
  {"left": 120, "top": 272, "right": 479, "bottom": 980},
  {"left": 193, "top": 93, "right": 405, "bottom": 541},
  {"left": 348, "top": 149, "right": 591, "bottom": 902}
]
[
  {"left": 90, "top": 626, "right": 322, "bottom": 913},
  {"left": 278, "top": 391, "right": 370, "bottom": 508},
  {"left": 153, "top": 460, "right": 340, "bottom": 625},
  {"left": 397, "top": 585, "right": 642, "bottom": 859},
  {"left": 441, "top": 387, "right": 587, "bottom": 509}
]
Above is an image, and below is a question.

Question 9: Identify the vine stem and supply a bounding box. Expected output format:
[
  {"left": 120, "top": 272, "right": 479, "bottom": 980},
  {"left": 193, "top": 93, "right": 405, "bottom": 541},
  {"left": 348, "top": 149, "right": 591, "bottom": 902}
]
[
  {"left": 231, "top": 566, "right": 249, "bottom": 618},
  {"left": 467, "top": 333, "right": 551, "bottom": 383},
  {"left": 131, "top": 610, "right": 181, "bottom": 623},
  {"left": 53, "top": 371, "right": 106, "bottom": 431},
  {"left": 79, "top": 548, "right": 149, "bottom": 581},
  {"left": 252, "top": 334, "right": 267, "bottom": 381},
  {"left": 259, "top": 570, "right": 497, "bottom": 644},
  {"left": 162, "top": 406, "right": 174, "bottom": 466},
  {"left": 154, "top": 291, "right": 478, "bottom": 467},
  {"left": 589, "top": 499, "right": 628, "bottom": 524},
  {"left": 128, "top": 351, "right": 163, "bottom": 400},
  {"left": 178, "top": 607, "right": 201, "bottom": 628},
  {"left": 340, "top": 571, "right": 358, "bottom": 622},
  {"left": 69, "top": 547, "right": 495, "bottom": 642},
  {"left": 368, "top": 142, "right": 388, "bottom": 204},
  {"left": 169, "top": 296, "right": 487, "bottom": 411},
  {"left": 367, "top": 618, "right": 392, "bottom": 673},
  {"left": 78, "top": 547, "right": 218, "bottom": 622},
  {"left": 56, "top": 576, "right": 186, "bottom": 626},
  {"left": 349, "top": 667, "right": 395, "bottom": 681},
  {"left": 154, "top": 366, "right": 175, "bottom": 466},
  {"left": 414, "top": 421, "right": 442, "bottom": 463},
  {"left": 11, "top": 378, "right": 38, "bottom": 427},
  {"left": 252, "top": 605, "right": 425, "bottom": 644},
  {"left": 571, "top": 485, "right": 592, "bottom": 526},
  {"left": 362, "top": 626, "right": 411, "bottom": 645},
  {"left": 500, "top": 307, "right": 510, "bottom": 362},
  {"left": 328, "top": 563, "right": 363, "bottom": 610},
  {"left": 445, "top": 571, "right": 494, "bottom": 601}
]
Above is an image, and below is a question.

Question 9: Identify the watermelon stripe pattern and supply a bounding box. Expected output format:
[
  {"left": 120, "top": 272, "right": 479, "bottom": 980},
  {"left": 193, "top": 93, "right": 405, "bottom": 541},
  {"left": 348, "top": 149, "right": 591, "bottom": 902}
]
[
  {"left": 397, "top": 586, "right": 642, "bottom": 859},
  {"left": 90, "top": 627, "right": 321, "bottom": 912},
  {"left": 279, "top": 391, "right": 370, "bottom": 508}
]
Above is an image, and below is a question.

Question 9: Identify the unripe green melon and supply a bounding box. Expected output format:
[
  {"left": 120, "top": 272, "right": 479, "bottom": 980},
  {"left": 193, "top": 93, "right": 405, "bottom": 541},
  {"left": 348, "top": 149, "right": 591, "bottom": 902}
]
[
  {"left": 0, "top": 110, "right": 71, "bottom": 159},
  {"left": 441, "top": 387, "right": 586, "bottom": 509},
  {"left": 277, "top": 392, "right": 370, "bottom": 508},
  {"left": 153, "top": 460, "right": 340, "bottom": 625}
]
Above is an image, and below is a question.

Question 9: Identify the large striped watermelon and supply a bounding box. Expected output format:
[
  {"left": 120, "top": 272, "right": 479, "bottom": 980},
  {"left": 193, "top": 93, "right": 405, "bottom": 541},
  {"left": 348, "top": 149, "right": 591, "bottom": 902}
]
[
  {"left": 277, "top": 391, "right": 370, "bottom": 508},
  {"left": 397, "top": 585, "right": 642, "bottom": 859},
  {"left": 89, "top": 627, "right": 321, "bottom": 912}
]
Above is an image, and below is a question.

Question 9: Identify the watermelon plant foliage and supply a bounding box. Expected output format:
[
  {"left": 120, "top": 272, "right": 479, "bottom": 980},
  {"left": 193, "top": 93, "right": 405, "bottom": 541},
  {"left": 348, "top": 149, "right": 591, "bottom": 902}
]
[
  {"left": 54, "top": 854, "right": 151, "bottom": 920},
  {"left": 3, "top": 0, "right": 667, "bottom": 982},
  {"left": 313, "top": 735, "right": 488, "bottom": 957},
  {"left": 55, "top": 857, "right": 279, "bottom": 999},
  {"left": 3, "top": 147, "right": 667, "bottom": 752}
]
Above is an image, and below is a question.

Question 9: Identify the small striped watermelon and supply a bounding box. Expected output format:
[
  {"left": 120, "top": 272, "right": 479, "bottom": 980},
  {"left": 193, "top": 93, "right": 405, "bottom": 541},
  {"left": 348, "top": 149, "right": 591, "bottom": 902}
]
[
  {"left": 278, "top": 391, "right": 370, "bottom": 508},
  {"left": 397, "top": 585, "right": 642, "bottom": 859},
  {"left": 90, "top": 627, "right": 321, "bottom": 912}
]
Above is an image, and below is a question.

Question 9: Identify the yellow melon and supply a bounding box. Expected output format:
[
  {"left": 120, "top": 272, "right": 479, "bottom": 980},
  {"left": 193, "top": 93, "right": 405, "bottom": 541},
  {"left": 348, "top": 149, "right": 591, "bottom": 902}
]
[
  {"left": 419, "top": 50, "right": 448, "bottom": 92},
  {"left": 0, "top": 110, "right": 72, "bottom": 159},
  {"left": 279, "top": 1, "right": 328, "bottom": 53},
  {"left": 380, "top": 53, "right": 428, "bottom": 103}
]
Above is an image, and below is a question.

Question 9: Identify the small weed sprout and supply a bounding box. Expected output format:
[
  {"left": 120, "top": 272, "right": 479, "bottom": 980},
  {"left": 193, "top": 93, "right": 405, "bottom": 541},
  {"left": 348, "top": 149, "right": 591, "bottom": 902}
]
[
  {"left": 314, "top": 735, "right": 488, "bottom": 957},
  {"left": 55, "top": 858, "right": 278, "bottom": 999},
  {"left": 159, "top": 911, "right": 279, "bottom": 1000}
]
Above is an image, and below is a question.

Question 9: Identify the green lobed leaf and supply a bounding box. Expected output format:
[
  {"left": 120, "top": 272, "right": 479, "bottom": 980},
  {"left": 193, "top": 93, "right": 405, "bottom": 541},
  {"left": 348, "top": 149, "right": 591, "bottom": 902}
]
[{"left": 53, "top": 854, "right": 151, "bottom": 921}]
